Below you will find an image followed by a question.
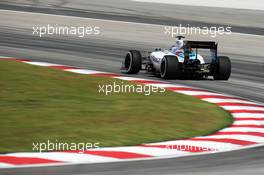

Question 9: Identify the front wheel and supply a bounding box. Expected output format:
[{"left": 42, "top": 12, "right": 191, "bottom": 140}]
[
  {"left": 160, "top": 56, "right": 181, "bottom": 79},
  {"left": 213, "top": 56, "right": 231, "bottom": 80},
  {"left": 121, "top": 50, "right": 142, "bottom": 74}
]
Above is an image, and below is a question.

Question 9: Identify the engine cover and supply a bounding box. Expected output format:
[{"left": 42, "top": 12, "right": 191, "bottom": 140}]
[{"left": 149, "top": 50, "right": 205, "bottom": 72}]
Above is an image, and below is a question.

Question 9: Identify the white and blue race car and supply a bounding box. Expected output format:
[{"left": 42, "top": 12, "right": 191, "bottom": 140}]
[{"left": 121, "top": 36, "right": 231, "bottom": 80}]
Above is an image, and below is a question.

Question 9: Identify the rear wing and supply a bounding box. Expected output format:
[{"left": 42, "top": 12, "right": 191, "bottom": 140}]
[
  {"left": 183, "top": 41, "right": 217, "bottom": 49},
  {"left": 183, "top": 41, "right": 218, "bottom": 63}
]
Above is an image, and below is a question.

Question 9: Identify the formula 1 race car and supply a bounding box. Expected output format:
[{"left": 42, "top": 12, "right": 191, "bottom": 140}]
[{"left": 121, "top": 36, "right": 231, "bottom": 80}]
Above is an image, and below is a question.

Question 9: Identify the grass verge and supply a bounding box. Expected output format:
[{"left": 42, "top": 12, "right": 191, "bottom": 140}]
[{"left": 0, "top": 60, "right": 232, "bottom": 152}]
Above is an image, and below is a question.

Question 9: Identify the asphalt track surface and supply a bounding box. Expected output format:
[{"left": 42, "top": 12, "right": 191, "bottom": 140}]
[{"left": 0, "top": 0, "right": 264, "bottom": 174}]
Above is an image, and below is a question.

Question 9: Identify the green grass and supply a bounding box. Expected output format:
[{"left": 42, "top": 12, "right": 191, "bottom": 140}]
[{"left": 0, "top": 60, "right": 232, "bottom": 152}]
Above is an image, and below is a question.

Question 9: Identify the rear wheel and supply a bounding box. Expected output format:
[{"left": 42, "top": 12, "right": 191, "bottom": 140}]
[
  {"left": 213, "top": 56, "right": 231, "bottom": 80},
  {"left": 122, "top": 50, "right": 142, "bottom": 74},
  {"left": 160, "top": 56, "right": 181, "bottom": 79}
]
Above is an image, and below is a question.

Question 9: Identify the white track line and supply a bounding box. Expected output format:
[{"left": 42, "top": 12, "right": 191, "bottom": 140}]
[
  {"left": 203, "top": 98, "right": 257, "bottom": 104},
  {"left": 233, "top": 120, "right": 264, "bottom": 125},
  {"left": 23, "top": 61, "right": 62, "bottom": 67},
  {"left": 66, "top": 69, "right": 105, "bottom": 75},
  {"left": 232, "top": 113, "right": 264, "bottom": 118},
  {"left": 196, "top": 135, "right": 264, "bottom": 143},
  {"left": 222, "top": 106, "right": 264, "bottom": 111},
  {"left": 6, "top": 152, "right": 119, "bottom": 163},
  {"left": 221, "top": 127, "right": 264, "bottom": 133}
]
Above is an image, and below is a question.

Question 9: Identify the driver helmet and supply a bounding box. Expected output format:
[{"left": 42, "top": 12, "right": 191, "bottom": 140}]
[{"left": 175, "top": 39, "right": 183, "bottom": 50}]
